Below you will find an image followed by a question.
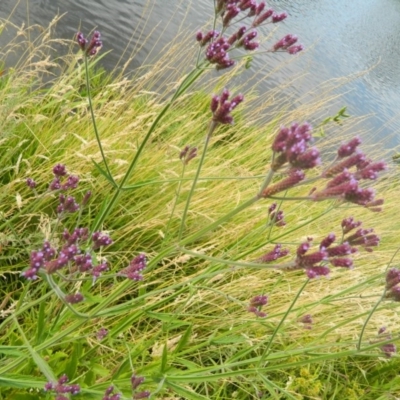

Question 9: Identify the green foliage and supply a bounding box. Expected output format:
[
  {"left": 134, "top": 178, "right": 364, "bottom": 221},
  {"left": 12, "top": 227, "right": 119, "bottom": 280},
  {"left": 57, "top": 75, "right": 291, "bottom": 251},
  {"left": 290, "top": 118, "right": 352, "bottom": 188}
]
[{"left": 0, "top": 6, "right": 399, "bottom": 400}]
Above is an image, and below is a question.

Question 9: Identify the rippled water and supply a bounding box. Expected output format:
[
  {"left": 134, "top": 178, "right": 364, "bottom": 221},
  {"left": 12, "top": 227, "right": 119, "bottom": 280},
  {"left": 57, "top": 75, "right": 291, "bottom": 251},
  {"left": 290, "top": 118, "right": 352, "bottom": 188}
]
[{"left": 1, "top": 0, "right": 400, "bottom": 148}]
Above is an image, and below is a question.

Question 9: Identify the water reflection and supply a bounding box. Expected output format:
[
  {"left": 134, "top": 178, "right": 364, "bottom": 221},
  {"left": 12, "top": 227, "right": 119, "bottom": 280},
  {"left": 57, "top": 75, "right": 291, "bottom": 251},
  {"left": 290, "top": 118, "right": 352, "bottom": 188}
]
[{"left": 1, "top": 0, "right": 400, "bottom": 147}]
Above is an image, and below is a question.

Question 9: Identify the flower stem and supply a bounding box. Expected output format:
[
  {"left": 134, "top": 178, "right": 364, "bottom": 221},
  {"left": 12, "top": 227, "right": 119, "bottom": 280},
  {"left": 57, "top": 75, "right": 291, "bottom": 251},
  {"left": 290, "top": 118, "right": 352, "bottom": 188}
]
[
  {"left": 258, "top": 278, "right": 310, "bottom": 366},
  {"left": 90, "top": 67, "right": 206, "bottom": 232},
  {"left": 84, "top": 55, "right": 115, "bottom": 185},
  {"left": 357, "top": 245, "right": 400, "bottom": 350},
  {"left": 178, "top": 121, "right": 217, "bottom": 240}
]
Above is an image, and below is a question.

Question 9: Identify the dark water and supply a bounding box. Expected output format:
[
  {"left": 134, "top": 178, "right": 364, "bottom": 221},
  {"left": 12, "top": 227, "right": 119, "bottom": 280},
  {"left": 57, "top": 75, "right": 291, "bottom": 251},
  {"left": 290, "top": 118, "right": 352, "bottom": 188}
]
[{"left": 1, "top": 0, "right": 400, "bottom": 149}]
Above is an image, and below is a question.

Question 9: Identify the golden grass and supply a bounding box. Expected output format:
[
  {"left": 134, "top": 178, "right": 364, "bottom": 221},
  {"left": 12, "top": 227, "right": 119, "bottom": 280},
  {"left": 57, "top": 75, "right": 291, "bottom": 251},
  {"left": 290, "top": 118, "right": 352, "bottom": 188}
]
[{"left": 1, "top": 10, "right": 400, "bottom": 399}]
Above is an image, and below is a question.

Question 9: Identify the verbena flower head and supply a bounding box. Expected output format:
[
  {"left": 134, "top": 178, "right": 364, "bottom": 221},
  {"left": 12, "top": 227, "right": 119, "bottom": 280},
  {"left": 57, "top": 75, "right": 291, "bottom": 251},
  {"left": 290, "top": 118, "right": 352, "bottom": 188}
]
[
  {"left": 299, "top": 314, "right": 313, "bottom": 324},
  {"left": 211, "top": 88, "right": 244, "bottom": 125},
  {"left": 118, "top": 254, "right": 147, "bottom": 281},
  {"left": 26, "top": 177, "right": 37, "bottom": 189},
  {"left": 385, "top": 268, "right": 400, "bottom": 302},
  {"left": 268, "top": 203, "right": 286, "bottom": 226},
  {"left": 248, "top": 294, "right": 268, "bottom": 317},
  {"left": 97, "top": 327, "right": 108, "bottom": 340},
  {"left": 76, "top": 30, "right": 102, "bottom": 56},
  {"left": 65, "top": 293, "right": 84, "bottom": 304},
  {"left": 199, "top": 1, "right": 302, "bottom": 70},
  {"left": 261, "top": 168, "right": 305, "bottom": 197},
  {"left": 375, "top": 327, "right": 397, "bottom": 358},
  {"left": 92, "top": 231, "right": 113, "bottom": 250},
  {"left": 44, "top": 374, "right": 80, "bottom": 398},
  {"left": 258, "top": 244, "right": 289, "bottom": 262},
  {"left": 103, "top": 385, "right": 121, "bottom": 400},
  {"left": 179, "top": 145, "right": 198, "bottom": 165},
  {"left": 271, "top": 122, "right": 318, "bottom": 171}
]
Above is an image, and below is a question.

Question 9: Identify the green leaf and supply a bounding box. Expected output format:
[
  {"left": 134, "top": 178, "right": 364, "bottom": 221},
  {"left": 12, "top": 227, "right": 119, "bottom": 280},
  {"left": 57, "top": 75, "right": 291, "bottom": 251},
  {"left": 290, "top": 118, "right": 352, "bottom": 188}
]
[
  {"left": 65, "top": 341, "right": 82, "bottom": 379},
  {"left": 173, "top": 324, "right": 192, "bottom": 354},
  {"left": 36, "top": 301, "right": 46, "bottom": 344},
  {"left": 166, "top": 381, "right": 210, "bottom": 400},
  {"left": 91, "top": 159, "right": 116, "bottom": 187},
  {"left": 160, "top": 344, "right": 168, "bottom": 373}
]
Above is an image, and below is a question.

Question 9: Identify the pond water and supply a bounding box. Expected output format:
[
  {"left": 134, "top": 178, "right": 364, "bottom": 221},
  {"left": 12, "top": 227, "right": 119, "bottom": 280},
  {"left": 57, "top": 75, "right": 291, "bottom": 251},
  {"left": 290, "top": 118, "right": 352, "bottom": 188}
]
[{"left": 1, "top": 0, "right": 400, "bottom": 149}]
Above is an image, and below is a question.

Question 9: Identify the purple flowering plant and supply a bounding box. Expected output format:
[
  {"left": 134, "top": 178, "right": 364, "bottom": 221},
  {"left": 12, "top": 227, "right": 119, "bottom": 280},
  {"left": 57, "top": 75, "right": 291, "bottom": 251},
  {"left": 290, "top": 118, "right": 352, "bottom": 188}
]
[{"left": 2, "top": 1, "right": 398, "bottom": 399}]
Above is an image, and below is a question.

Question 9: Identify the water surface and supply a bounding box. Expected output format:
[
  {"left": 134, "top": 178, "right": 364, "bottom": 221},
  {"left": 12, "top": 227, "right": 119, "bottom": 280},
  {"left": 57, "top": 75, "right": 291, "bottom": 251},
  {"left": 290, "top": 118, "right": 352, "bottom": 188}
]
[{"left": 1, "top": 0, "right": 400, "bottom": 148}]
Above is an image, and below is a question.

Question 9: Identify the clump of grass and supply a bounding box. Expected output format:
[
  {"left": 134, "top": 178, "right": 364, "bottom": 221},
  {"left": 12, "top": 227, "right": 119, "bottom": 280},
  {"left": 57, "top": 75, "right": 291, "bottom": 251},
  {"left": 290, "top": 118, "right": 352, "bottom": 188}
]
[{"left": 1, "top": 3, "right": 400, "bottom": 400}]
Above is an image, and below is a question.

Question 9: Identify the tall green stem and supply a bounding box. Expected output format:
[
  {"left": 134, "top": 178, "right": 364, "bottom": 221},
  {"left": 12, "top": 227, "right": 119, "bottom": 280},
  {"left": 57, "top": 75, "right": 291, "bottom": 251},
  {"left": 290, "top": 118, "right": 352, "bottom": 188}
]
[
  {"left": 178, "top": 121, "right": 217, "bottom": 240},
  {"left": 357, "top": 245, "right": 400, "bottom": 350},
  {"left": 84, "top": 56, "right": 114, "bottom": 184},
  {"left": 258, "top": 278, "right": 310, "bottom": 366},
  {"left": 90, "top": 67, "right": 205, "bottom": 232}
]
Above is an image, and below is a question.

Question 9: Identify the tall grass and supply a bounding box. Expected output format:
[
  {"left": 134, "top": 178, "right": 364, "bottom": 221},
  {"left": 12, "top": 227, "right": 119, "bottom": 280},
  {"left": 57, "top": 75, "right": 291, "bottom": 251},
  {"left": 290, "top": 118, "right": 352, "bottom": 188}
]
[{"left": 0, "top": 5, "right": 400, "bottom": 400}]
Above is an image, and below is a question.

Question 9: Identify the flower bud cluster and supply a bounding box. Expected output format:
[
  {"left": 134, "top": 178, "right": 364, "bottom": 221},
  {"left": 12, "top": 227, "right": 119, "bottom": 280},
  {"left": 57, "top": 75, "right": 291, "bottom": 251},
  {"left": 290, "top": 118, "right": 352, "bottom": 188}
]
[
  {"left": 372, "top": 327, "right": 397, "bottom": 358},
  {"left": 385, "top": 268, "right": 400, "bottom": 302},
  {"left": 294, "top": 231, "right": 360, "bottom": 278},
  {"left": 22, "top": 227, "right": 113, "bottom": 282},
  {"left": 312, "top": 137, "right": 386, "bottom": 209},
  {"left": 44, "top": 374, "right": 80, "bottom": 399},
  {"left": 258, "top": 244, "right": 289, "bottom": 263},
  {"left": 131, "top": 374, "right": 150, "bottom": 399},
  {"left": 118, "top": 253, "right": 147, "bottom": 281},
  {"left": 247, "top": 294, "right": 268, "bottom": 317},
  {"left": 298, "top": 314, "right": 313, "bottom": 330},
  {"left": 211, "top": 88, "right": 244, "bottom": 125},
  {"left": 197, "top": 1, "right": 302, "bottom": 70},
  {"left": 267, "top": 203, "right": 286, "bottom": 226},
  {"left": 273, "top": 33, "right": 304, "bottom": 55},
  {"left": 103, "top": 385, "right": 121, "bottom": 400},
  {"left": 179, "top": 145, "right": 198, "bottom": 165},
  {"left": 271, "top": 122, "right": 319, "bottom": 171},
  {"left": 76, "top": 31, "right": 102, "bottom": 56}
]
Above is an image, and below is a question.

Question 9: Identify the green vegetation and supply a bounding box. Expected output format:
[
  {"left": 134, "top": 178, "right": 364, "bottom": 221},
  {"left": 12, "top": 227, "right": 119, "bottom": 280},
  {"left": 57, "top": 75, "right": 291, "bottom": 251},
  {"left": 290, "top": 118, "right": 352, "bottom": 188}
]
[{"left": 1, "top": 7, "right": 400, "bottom": 400}]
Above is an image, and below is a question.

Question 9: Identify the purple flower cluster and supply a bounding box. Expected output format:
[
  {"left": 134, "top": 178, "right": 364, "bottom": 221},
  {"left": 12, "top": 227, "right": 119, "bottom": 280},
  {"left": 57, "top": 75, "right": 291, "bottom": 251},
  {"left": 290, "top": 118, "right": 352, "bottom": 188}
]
[
  {"left": 298, "top": 314, "right": 313, "bottom": 329},
  {"left": 118, "top": 253, "right": 147, "bottom": 281},
  {"left": 21, "top": 228, "right": 112, "bottom": 281},
  {"left": 76, "top": 31, "right": 102, "bottom": 56},
  {"left": 258, "top": 244, "right": 289, "bottom": 262},
  {"left": 273, "top": 34, "right": 304, "bottom": 55},
  {"left": 44, "top": 374, "right": 80, "bottom": 400},
  {"left": 103, "top": 386, "right": 121, "bottom": 400},
  {"left": 97, "top": 327, "right": 109, "bottom": 340},
  {"left": 270, "top": 122, "right": 319, "bottom": 171},
  {"left": 211, "top": 88, "right": 244, "bottom": 125},
  {"left": 385, "top": 268, "right": 400, "bottom": 302},
  {"left": 27, "top": 164, "right": 86, "bottom": 215},
  {"left": 261, "top": 168, "right": 305, "bottom": 197},
  {"left": 294, "top": 233, "right": 357, "bottom": 278},
  {"left": 179, "top": 145, "right": 198, "bottom": 165},
  {"left": 262, "top": 125, "right": 385, "bottom": 210},
  {"left": 26, "top": 177, "right": 36, "bottom": 189},
  {"left": 131, "top": 374, "right": 150, "bottom": 399},
  {"left": 375, "top": 327, "right": 397, "bottom": 358},
  {"left": 267, "top": 203, "right": 286, "bottom": 227},
  {"left": 197, "top": 1, "right": 302, "bottom": 70},
  {"left": 248, "top": 294, "right": 268, "bottom": 317},
  {"left": 65, "top": 293, "right": 84, "bottom": 304},
  {"left": 312, "top": 137, "right": 386, "bottom": 208}
]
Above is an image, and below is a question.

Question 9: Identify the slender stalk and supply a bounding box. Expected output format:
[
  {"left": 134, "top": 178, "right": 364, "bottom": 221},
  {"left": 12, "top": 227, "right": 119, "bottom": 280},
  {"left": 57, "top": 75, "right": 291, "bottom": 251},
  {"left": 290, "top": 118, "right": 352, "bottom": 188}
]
[
  {"left": 179, "top": 246, "right": 295, "bottom": 269},
  {"left": 357, "top": 245, "right": 400, "bottom": 350},
  {"left": 84, "top": 56, "right": 114, "bottom": 184},
  {"left": 258, "top": 278, "right": 310, "bottom": 366},
  {"left": 46, "top": 275, "right": 89, "bottom": 319},
  {"left": 163, "top": 163, "right": 187, "bottom": 245},
  {"left": 91, "top": 67, "right": 206, "bottom": 233},
  {"left": 178, "top": 120, "right": 217, "bottom": 240}
]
